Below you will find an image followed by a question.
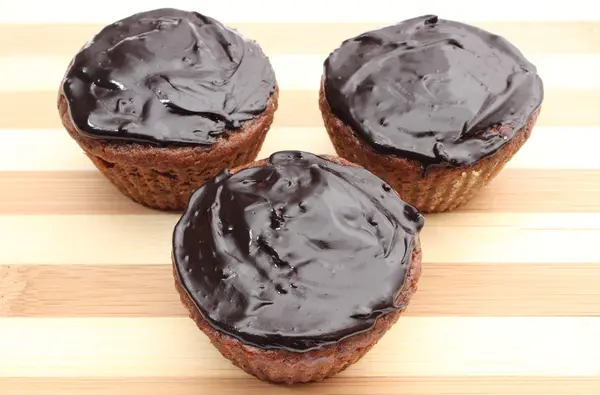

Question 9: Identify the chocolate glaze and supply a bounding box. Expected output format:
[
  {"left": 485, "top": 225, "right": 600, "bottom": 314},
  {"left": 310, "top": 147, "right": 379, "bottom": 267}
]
[
  {"left": 173, "top": 151, "right": 424, "bottom": 352},
  {"left": 324, "top": 15, "right": 543, "bottom": 167},
  {"left": 62, "top": 8, "right": 276, "bottom": 146}
]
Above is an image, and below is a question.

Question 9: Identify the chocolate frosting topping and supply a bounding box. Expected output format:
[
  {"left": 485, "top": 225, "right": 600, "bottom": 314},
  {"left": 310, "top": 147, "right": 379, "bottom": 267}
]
[
  {"left": 173, "top": 151, "right": 423, "bottom": 351},
  {"left": 62, "top": 8, "right": 276, "bottom": 146},
  {"left": 324, "top": 15, "right": 543, "bottom": 167}
]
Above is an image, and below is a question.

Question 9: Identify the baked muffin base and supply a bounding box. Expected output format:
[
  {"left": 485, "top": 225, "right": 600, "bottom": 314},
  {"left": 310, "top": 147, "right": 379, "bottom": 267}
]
[
  {"left": 174, "top": 242, "right": 421, "bottom": 384},
  {"left": 57, "top": 87, "right": 278, "bottom": 211},
  {"left": 319, "top": 84, "right": 540, "bottom": 213},
  {"left": 173, "top": 155, "right": 423, "bottom": 384}
]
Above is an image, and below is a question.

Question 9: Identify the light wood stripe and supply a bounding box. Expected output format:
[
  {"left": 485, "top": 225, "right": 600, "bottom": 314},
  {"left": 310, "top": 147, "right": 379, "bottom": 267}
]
[
  {"left": 1, "top": 215, "right": 175, "bottom": 265},
  {"left": 0, "top": 127, "right": 593, "bottom": 172},
  {"left": 0, "top": 130, "right": 93, "bottom": 171},
  {"left": 0, "top": 172, "right": 151, "bottom": 215},
  {"left": 0, "top": 127, "right": 335, "bottom": 172},
  {"left": 1, "top": 0, "right": 598, "bottom": 23},
  {"left": 0, "top": 54, "right": 596, "bottom": 92},
  {"left": 2, "top": 22, "right": 599, "bottom": 56},
  {"left": 2, "top": 377, "right": 600, "bottom": 395},
  {"left": 2, "top": 263, "right": 600, "bottom": 317},
  {"left": 2, "top": 214, "right": 600, "bottom": 265},
  {"left": 2, "top": 89, "right": 597, "bottom": 130},
  {"left": 427, "top": 213, "right": 600, "bottom": 229},
  {"left": 0, "top": 317, "right": 598, "bottom": 377},
  {"left": 0, "top": 169, "right": 597, "bottom": 215}
]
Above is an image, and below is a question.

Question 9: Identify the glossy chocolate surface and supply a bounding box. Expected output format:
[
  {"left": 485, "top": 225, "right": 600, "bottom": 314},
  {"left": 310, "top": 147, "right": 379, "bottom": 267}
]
[
  {"left": 173, "top": 151, "right": 423, "bottom": 351},
  {"left": 324, "top": 15, "right": 543, "bottom": 166},
  {"left": 62, "top": 8, "right": 275, "bottom": 145}
]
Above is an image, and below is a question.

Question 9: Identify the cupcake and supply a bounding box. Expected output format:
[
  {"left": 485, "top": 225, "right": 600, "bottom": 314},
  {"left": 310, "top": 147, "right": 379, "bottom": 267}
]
[
  {"left": 58, "top": 8, "right": 277, "bottom": 210},
  {"left": 320, "top": 15, "right": 543, "bottom": 213},
  {"left": 172, "top": 151, "right": 424, "bottom": 384}
]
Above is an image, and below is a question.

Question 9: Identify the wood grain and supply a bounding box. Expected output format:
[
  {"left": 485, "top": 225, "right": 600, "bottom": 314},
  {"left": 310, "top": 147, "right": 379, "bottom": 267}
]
[
  {"left": 1, "top": 89, "right": 598, "bottom": 129},
  {"left": 1, "top": 10, "right": 599, "bottom": 394},
  {"left": 1, "top": 127, "right": 597, "bottom": 171},
  {"left": 0, "top": 54, "right": 597, "bottom": 91},
  {"left": 2, "top": 377, "right": 600, "bottom": 395},
  {"left": 2, "top": 263, "right": 600, "bottom": 317},
  {"left": 2, "top": 215, "right": 600, "bottom": 265},
  {"left": 1, "top": 22, "right": 598, "bottom": 56},
  {"left": 0, "top": 317, "right": 598, "bottom": 377},
  {"left": 1, "top": 169, "right": 598, "bottom": 214}
]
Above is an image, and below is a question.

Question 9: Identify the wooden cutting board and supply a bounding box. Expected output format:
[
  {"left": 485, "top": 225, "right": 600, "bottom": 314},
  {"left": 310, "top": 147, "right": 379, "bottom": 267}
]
[{"left": 1, "top": 2, "right": 600, "bottom": 393}]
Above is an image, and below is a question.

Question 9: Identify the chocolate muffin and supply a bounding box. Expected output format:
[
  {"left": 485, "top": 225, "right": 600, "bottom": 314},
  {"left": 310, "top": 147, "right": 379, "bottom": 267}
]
[
  {"left": 320, "top": 15, "right": 543, "bottom": 213},
  {"left": 58, "top": 8, "right": 278, "bottom": 210},
  {"left": 172, "top": 151, "right": 424, "bottom": 384}
]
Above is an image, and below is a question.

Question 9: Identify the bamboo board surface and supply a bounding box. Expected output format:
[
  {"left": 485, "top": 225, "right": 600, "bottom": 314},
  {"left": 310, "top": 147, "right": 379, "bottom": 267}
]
[{"left": 1, "top": 1, "right": 600, "bottom": 393}]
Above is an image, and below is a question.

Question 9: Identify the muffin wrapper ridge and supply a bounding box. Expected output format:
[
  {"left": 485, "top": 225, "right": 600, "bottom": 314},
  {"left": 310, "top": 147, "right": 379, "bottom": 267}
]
[
  {"left": 57, "top": 88, "right": 278, "bottom": 211},
  {"left": 174, "top": 237, "right": 422, "bottom": 384},
  {"left": 319, "top": 85, "right": 540, "bottom": 213},
  {"left": 172, "top": 155, "right": 423, "bottom": 384}
]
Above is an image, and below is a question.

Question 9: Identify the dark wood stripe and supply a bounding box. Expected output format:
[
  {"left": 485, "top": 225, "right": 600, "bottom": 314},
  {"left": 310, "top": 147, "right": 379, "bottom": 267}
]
[
  {"left": 2, "top": 263, "right": 599, "bottom": 317},
  {"left": 0, "top": 89, "right": 596, "bottom": 130},
  {"left": 1, "top": 377, "right": 598, "bottom": 394},
  {"left": 0, "top": 171, "right": 151, "bottom": 214},
  {"left": 0, "top": 169, "right": 597, "bottom": 215}
]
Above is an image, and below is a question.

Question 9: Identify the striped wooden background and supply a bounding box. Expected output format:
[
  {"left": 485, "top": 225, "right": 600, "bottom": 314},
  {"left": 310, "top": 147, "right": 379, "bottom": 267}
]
[{"left": 2, "top": 1, "right": 600, "bottom": 393}]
